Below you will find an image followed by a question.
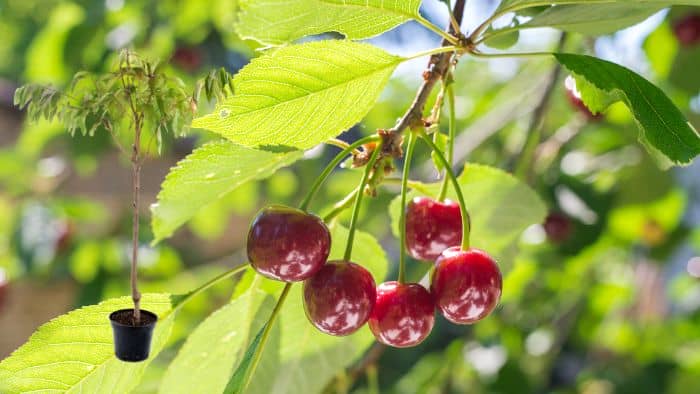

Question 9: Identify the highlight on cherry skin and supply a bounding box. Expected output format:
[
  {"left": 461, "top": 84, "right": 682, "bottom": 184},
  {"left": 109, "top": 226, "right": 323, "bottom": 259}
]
[
  {"left": 247, "top": 205, "right": 331, "bottom": 282},
  {"left": 431, "top": 247, "right": 502, "bottom": 325},
  {"left": 368, "top": 281, "right": 435, "bottom": 348},
  {"left": 405, "top": 196, "right": 463, "bottom": 261},
  {"left": 303, "top": 261, "right": 376, "bottom": 336}
]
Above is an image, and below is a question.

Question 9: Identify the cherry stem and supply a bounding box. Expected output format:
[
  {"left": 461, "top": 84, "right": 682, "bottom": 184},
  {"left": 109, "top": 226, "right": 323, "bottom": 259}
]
[
  {"left": 323, "top": 187, "right": 359, "bottom": 223},
  {"left": 415, "top": 15, "right": 460, "bottom": 46},
  {"left": 240, "top": 282, "right": 292, "bottom": 393},
  {"left": 343, "top": 141, "right": 383, "bottom": 262},
  {"left": 299, "top": 135, "right": 379, "bottom": 212},
  {"left": 398, "top": 132, "right": 417, "bottom": 284},
  {"left": 163, "top": 262, "right": 250, "bottom": 319},
  {"left": 419, "top": 134, "right": 471, "bottom": 251},
  {"left": 437, "top": 83, "right": 456, "bottom": 202}
]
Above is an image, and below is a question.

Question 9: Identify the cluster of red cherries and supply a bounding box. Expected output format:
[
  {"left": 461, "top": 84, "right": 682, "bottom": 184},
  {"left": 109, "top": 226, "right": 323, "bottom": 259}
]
[{"left": 247, "top": 196, "right": 502, "bottom": 348}]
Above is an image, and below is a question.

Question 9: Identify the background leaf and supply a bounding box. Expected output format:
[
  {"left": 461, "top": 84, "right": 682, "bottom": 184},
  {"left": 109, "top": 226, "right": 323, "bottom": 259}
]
[
  {"left": 230, "top": 223, "right": 389, "bottom": 394},
  {"left": 389, "top": 164, "right": 547, "bottom": 263},
  {"left": 159, "top": 282, "right": 274, "bottom": 394},
  {"left": 497, "top": 0, "right": 700, "bottom": 13},
  {"left": 151, "top": 141, "right": 303, "bottom": 243},
  {"left": 192, "top": 40, "right": 404, "bottom": 150},
  {"left": 521, "top": 4, "right": 664, "bottom": 35},
  {"left": 235, "top": 0, "right": 422, "bottom": 46},
  {"left": 0, "top": 294, "right": 173, "bottom": 394},
  {"left": 554, "top": 53, "right": 700, "bottom": 165}
]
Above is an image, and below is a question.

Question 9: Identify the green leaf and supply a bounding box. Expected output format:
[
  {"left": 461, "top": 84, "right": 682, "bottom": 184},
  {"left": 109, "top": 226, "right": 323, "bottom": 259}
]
[
  {"left": 0, "top": 294, "right": 174, "bottom": 394},
  {"left": 554, "top": 53, "right": 700, "bottom": 165},
  {"left": 151, "top": 141, "right": 303, "bottom": 243},
  {"left": 229, "top": 223, "right": 389, "bottom": 394},
  {"left": 159, "top": 284, "right": 275, "bottom": 394},
  {"left": 483, "top": 28, "right": 520, "bottom": 49},
  {"left": 235, "top": 0, "right": 422, "bottom": 45},
  {"left": 521, "top": 4, "right": 663, "bottom": 35},
  {"left": 497, "top": 0, "right": 700, "bottom": 13},
  {"left": 192, "top": 40, "right": 404, "bottom": 150},
  {"left": 223, "top": 328, "right": 265, "bottom": 394},
  {"left": 389, "top": 164, "right": 546, "bottom": 263}
]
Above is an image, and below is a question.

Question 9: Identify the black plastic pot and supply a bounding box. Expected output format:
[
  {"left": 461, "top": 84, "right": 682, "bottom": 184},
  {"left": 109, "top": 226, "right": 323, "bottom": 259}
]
[{"left": 109, "top": 309, "right": 158, "bottom": 362}]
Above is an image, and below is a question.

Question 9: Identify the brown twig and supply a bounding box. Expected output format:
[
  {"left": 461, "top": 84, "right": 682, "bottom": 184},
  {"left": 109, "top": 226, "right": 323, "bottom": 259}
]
[
  {"left": 513, "top": 33, "right": 568, "bottom": 182},
  {"left": 335, "top": 2, "right": 467, "bottom": 389},
  {"left": 347, "top": 342, "right": 387, "bottom": 382},
  {"left": 120, "top": 50, "right": 143, "bottom": 323},
  {"left": 387, "top": 0, "right": 466, "bottom": 137},
  {"left": 130, "top": 115, "right": 143, "bottom": 323}
]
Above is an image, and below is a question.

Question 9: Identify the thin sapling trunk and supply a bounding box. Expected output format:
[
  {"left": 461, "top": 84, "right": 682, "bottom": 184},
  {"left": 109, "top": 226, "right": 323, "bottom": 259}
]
[{"left": 130, "top": 117, "right": 142, "bottom": 323}]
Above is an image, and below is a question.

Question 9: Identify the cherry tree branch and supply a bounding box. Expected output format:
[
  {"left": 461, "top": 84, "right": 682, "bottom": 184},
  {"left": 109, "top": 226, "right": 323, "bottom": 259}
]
[
  {"left": 334, "top": 2, "right": 468, "bottom": 389},
  {"left": 387, "top": 0, "right": 466, "bottom": 135}
]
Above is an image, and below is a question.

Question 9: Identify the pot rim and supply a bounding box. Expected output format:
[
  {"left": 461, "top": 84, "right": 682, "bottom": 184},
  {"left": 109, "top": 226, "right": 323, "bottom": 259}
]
[{"left": 109, "top": 308, "right": 158, "bottom": 328}]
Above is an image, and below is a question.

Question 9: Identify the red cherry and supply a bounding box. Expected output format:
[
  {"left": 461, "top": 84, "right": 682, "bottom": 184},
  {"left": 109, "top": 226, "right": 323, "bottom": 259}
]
[
  {"left": 543, "top": 212, "right": 572, "bottom": 243},
  {"left": 303, "top": 261, "right": 376, "bottom": 336},
  {"left": 564, "top": 76, "right": 603, "bottom": 121},
  {"left": 247, "top": 205, "right": 330, "bottom": 282},
  {"left": 172, "top": 46, "right": 203, "bottom": 73},
  {"left": 673, "top": 14, "right": 700, "bottom": 47},
  {"left": 405, "top": 197, "right": 462, "bottom": 261},
  {"left": 368, "top": 281, "right": 435, "bottom": 348},
  {"left": 0, "top": 268, "right": 7, "bottom": 312},
  {"left": 431, "top": 247, "right": 502, "bottom": 324},
  {"left": 55, "top": 220, "right": 74, "bottom": 254}
]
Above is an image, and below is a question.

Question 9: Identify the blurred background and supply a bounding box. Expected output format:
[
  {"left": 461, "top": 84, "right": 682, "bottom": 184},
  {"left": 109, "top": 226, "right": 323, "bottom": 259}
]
[{"left": 1, "top": 0, "right": 700, "bottom": 393}]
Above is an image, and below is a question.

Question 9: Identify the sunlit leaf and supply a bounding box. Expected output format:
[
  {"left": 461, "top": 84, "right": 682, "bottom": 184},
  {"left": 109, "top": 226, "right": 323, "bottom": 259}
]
[
  {"left": 0, "top": 294, "right": 174, "bottom": 394},
  {"left": 192, "top": 40, "right": 403, "bottom": 150},
  {"left": 159, "top": 283, "right": 274, "bottom": 394},
  {"left": 236, "top": 0, "right": 422, "bottom": 45},
  {"left": 151, "top": 141, "right": 303, "bottom": 243}
]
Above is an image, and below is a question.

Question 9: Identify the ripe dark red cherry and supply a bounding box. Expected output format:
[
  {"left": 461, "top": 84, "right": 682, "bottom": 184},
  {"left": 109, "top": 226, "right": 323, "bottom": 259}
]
[
  {"left": 368, "top": 281, "right": 435, "bottom": 348},
  {"left": 171, "top": 46, "right": 203, "bottom": 72},
  {"left": 405, "top": 197, "right": 462, "bottom": 261},
  {"left": 431, "top": 247, "right": 502, "bottom": 324},
  {"left": 564, "top": 76, "right": 602, "bottom": 121},
  {"left": 543, "top": 212, "right": 572, "bottom": 244},
  {"left": 303, "top": 261, "right": 376, "bottom": 336},
  {"left": 247, "top": 205, "right": 330, "bottom": 282},
  {"left": 673, "top": 14, "right": 700, "bottom": 47}
]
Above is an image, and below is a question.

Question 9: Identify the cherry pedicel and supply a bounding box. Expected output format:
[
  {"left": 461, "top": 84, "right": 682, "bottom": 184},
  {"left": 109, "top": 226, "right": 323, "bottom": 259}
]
[
  {"left": 405, "top": 197, "right": 462, "bottom": 261},
  {"left": 673, "top": 14, "right": 700, "bottom": 47},
  {"left": 303, "top": 261, "right": 376, "bottom": 336},
  {"left": 368, "top": 281, "right": 435, "bottom": 348},
  {"left": 431, "top": 247, "right": 502, "bottom": 324},
  {"left": 247, "top": 205, "right": 331, "bottom": 282}
]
